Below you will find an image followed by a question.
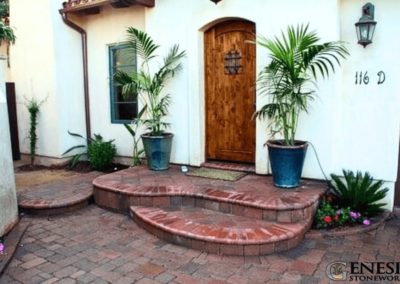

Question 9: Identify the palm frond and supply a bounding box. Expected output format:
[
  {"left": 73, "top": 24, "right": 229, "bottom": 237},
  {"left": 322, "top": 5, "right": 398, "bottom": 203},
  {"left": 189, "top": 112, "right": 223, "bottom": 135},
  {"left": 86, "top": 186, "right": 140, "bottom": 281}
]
[
  {"left": 253, "top": 24, "right": 349, "bottom": 145},
  {"left": 117, "top": 28, "right": 185, "bottom": 136},
  {"left": 125, "top": 27, "right": 159, "bottom": 64},
  {"left": 62, "top": 145, "right": 86, "bottom": 156},
  {"left": 123, "top": 124, "right": 136, "bottom": 137}
]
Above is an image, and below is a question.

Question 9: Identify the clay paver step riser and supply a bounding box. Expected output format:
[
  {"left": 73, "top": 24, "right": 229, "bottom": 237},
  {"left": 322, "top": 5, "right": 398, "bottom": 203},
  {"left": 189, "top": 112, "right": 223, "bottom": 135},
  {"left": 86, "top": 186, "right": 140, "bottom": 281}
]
[
  {"left": 94, "top": 187, "right": 319, "bottom": 223},
  {"left": 130, "top": 207, "right": 307, "bottom": 256}
]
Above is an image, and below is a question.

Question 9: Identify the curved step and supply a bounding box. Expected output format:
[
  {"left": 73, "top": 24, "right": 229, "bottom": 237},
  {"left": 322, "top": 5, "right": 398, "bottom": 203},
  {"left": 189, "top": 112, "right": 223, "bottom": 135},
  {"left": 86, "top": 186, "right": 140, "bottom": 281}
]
[
  {"left": 130, "top": 205, "right": 311, "bottom": 256},
  {"left": 18, "top": 172, "right": 101, "bottom": 215},
  {"left": 94, "top": 166, "right": 326, "bottom": 223}
]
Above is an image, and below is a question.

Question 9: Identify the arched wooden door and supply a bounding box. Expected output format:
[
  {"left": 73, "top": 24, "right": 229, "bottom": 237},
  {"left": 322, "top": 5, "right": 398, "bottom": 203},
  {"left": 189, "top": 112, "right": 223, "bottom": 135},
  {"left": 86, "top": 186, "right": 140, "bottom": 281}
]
[{"left": 205, "top": 20, "right": 256, "bottom": 163}]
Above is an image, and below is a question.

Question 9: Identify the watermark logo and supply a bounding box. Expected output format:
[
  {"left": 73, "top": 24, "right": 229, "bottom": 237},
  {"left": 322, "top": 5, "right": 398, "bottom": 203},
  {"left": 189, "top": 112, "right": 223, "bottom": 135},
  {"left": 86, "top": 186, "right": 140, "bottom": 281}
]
[
  {"left": 326, "top": 262, "right": 347, "bottom": 281},
  {"left": 327, "top": 261, "right": 400, "bottom": 282}
]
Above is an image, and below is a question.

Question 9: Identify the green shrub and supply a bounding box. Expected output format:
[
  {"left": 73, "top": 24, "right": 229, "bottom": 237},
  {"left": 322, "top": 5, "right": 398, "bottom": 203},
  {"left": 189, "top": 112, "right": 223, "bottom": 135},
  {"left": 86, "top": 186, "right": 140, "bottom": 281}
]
[
  {"left": 87, "top": 135, "right": 117, "bottom": 171},
  {"left": 63, "top": 132, "right": 117, "bottom": 171},
  {"left": 329, "top": 170, "right": 388, "bottom": 217}
]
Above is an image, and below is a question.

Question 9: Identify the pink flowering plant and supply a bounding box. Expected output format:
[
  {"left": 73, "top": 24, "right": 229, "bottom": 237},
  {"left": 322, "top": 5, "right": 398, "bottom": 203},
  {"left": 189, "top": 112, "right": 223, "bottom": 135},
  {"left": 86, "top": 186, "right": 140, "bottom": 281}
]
[{"left": 314, "top": 200, "right": 371, "bottom": 228}]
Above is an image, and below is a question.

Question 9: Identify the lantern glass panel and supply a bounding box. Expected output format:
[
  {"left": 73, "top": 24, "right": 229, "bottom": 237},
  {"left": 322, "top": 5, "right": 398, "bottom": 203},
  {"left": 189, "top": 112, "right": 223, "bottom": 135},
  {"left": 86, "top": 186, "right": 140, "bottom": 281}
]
[
  {"left": 356, "top": 26, "right": 361, "bottom": 41},
  {"left": 360, "top": 24, "right": 369, "bottom": 41},
  {"left": 368, "top": 24, "right": 376, "bottom": 41}
]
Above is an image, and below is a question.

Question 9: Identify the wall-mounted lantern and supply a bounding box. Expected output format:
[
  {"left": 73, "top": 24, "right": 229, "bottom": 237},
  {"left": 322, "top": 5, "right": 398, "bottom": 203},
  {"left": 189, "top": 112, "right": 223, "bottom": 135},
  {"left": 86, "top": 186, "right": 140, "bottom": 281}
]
[
  {"left": 210, "top": 0, "right": 222, "bottom": 4},
  {"left": 355, "top": 3, "right": 377, "bottom": 48}
]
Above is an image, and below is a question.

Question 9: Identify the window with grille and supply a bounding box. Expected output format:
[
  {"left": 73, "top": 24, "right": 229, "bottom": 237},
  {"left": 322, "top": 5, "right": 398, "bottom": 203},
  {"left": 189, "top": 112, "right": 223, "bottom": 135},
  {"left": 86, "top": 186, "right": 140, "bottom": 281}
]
[
  {"left": 109, "top": 44, "right": 138, "bottom": 123},
  {"left": 224, "top": 50, "right": 242, "bottom": 75}
]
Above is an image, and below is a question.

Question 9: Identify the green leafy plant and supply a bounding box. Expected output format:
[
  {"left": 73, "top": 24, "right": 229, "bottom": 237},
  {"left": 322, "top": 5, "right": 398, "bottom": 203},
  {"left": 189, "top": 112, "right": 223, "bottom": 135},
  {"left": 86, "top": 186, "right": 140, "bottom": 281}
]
[
  {"left": 87, "top": 135, "right": 117, "bottom": 171},
  {"left": 314, "top": 201, "right": 357, "bottom": 228},
  {"left": 315, "top": 201, "right": 336, "bottom": 228},
  {"left": 0, "top": 19, "right": 15, "bottom": 44},
  {"left": 123, "top": 123, "right": 144, "bottom": 166},
  {"left": 63, "top": 132, "right": 117, "bottom": 171},
  {"left": 122, "top": 103, "right": 146, "bottom": 166},
  {"left": 251, "top": 24, "right": 349, "bottom": 146},
  {"left": 113, "top": 27, "right": 186, "bottom": 136},
  {"left": 329, "top": 170, "right": 388, "bottom": 217},
  {"left": 24, "top": 97, "right": 47, "bottom": 165}
]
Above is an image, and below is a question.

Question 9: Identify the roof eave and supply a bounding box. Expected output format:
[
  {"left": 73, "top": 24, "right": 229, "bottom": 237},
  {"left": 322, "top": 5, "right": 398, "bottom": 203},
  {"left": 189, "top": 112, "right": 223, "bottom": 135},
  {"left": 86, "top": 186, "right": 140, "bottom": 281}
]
[{"left": 60, "top": 0, "right": 154, "bottom": 14}]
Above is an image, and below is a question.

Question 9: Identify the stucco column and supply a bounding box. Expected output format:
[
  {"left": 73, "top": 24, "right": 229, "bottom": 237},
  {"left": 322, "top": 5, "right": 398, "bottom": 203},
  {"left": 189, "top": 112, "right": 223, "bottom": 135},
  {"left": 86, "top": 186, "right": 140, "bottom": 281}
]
[{"left": 0, "top": 55, "right": 19, "bottom": 237}]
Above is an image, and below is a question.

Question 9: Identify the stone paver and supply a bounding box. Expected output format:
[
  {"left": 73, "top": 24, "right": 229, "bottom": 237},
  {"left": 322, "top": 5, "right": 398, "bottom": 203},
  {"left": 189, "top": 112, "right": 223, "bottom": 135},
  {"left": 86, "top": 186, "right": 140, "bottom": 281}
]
[{"left": 1, "top": 205, "right": 399, "bottom": 283}]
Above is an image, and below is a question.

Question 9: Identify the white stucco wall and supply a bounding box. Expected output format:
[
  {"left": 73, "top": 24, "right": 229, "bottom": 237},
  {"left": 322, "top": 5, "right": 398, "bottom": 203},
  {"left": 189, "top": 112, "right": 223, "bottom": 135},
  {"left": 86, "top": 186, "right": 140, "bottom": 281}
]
[
  {"left": 8, "top": 0, "right": 85, "bottom": 163},
  {"left": 0, "top": 56, "right": 18, "bottom": 237},
  {"left": 51, "top": 1, "right": 87, "bottom": 159},
  {"left": 336, "top": 0, "right": 400, "bottom": 210},
  {"left": 9, "top": 0, "right": 60, "bottom": 159}
]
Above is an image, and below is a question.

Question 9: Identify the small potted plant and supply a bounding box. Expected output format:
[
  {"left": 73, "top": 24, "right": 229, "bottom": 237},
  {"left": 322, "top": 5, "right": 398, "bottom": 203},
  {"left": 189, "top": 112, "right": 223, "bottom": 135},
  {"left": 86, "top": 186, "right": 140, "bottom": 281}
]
[
  {"left": 114, "top": 28, "right": 186, "bottom": 170},
  {"left": 251, "top": 24, "right": 349, "bottom": 188}
]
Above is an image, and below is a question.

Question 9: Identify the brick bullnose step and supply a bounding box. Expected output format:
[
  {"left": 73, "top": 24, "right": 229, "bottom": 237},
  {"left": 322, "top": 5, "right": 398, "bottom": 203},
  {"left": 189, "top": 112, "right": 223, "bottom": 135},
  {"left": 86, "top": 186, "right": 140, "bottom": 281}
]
[
  {"left": 18, "top": 172, "right": 102, "bottom": 215},
  {"left": 94, "top": 167, "right": 326, "bottom": 254},
  {"left": 93, "top": 166, "right": 326, "bottom": 223},
  {"left": 130, "top": 205, "right": 310, "bottom": 255}
]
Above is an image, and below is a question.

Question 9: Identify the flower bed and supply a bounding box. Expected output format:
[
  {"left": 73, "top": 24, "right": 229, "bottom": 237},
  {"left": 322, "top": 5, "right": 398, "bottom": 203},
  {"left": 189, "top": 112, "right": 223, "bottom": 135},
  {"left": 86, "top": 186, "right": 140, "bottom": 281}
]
[
  {"left": 306, "top": 211, "right": 388, "bottom": 239},
  {"left": 308, "top": 169, "right": 390, "bottom": 238},
  {"left": 313, "top": 200, "right": 372, "bottom": 229}
]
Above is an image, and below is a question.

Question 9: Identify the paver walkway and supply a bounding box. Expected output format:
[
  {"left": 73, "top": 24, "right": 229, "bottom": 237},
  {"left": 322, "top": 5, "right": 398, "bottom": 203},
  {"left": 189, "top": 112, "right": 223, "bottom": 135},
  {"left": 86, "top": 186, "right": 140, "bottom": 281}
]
[{"left": 1, "top": 205, "right": 399, "bottom": 284}]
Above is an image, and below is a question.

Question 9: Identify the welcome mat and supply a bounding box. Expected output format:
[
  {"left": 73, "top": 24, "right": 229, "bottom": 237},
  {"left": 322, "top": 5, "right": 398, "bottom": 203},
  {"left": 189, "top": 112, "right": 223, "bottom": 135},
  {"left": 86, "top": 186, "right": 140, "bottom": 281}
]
[{"left": 187, "top": 168, "right": 247, "bottom": 182}]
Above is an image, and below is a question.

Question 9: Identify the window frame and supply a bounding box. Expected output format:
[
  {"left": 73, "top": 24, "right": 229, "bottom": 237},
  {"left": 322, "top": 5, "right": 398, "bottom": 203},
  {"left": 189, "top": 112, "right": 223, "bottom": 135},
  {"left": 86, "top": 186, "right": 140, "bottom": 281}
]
[{"left": 109, "top": 44, "right": 138, "bottom": 124}]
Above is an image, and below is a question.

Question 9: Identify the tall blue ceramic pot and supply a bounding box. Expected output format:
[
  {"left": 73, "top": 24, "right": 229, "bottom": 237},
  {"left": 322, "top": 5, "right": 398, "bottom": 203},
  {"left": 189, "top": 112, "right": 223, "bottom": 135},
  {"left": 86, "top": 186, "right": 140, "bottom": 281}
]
[
  {"left": 267, "top": 140, "right": 308, "bottom": 188},
  {"left": 141, "top": 133, "right": 173, "bottom": 171}
]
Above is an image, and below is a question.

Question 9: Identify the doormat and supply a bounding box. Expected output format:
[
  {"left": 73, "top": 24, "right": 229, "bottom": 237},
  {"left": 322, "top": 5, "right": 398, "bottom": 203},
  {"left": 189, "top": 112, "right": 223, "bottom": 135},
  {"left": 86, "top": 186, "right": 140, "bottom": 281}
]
[{"left": 187, "top": 168, "right": 247, "bottom": 182}]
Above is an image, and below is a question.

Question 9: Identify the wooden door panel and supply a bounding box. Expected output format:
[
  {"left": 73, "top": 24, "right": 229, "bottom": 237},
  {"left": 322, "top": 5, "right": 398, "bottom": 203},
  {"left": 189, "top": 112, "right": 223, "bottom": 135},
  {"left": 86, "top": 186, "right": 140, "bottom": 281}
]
[{"left": 205, "top": 20, "right": 255, "bottom": 163}]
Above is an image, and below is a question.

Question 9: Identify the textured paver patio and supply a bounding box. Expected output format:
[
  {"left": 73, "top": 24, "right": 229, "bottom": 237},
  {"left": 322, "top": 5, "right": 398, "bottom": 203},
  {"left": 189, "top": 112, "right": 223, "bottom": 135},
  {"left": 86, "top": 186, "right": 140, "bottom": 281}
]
[{"left": 1, "top": 205, "right": 399, "bottom": 284}]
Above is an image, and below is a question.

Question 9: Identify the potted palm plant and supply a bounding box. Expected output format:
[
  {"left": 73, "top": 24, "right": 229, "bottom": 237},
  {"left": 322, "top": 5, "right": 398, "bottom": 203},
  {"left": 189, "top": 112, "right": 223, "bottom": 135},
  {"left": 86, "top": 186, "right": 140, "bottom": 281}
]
[
  {"left": 252, "top": 24, "right": 349, "bottom": 188},
  {"left": 114, "top": 28, "right": 185, "bottom": 170}
]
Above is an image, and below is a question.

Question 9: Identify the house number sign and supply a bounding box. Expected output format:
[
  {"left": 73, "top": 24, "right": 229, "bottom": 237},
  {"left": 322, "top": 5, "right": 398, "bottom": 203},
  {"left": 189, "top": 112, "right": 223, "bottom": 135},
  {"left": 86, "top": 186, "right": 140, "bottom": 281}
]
[{"left": 355, "top": 71, "right": 385, "bottom": 85}]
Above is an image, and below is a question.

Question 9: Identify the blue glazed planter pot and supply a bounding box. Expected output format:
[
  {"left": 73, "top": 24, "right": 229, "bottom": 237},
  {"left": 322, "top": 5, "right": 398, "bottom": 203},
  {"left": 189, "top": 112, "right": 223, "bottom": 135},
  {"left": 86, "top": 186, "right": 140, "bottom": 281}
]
[
  {"left": 267, "top": 140, "right": 308, "bottom": 188},
  {"left": 141, "top": 133, "right": 173, "bottom": 171}
]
